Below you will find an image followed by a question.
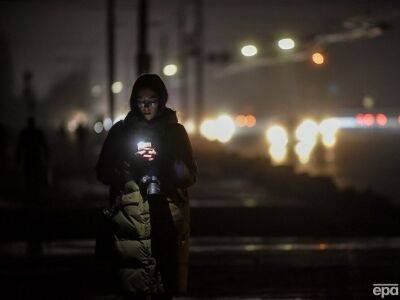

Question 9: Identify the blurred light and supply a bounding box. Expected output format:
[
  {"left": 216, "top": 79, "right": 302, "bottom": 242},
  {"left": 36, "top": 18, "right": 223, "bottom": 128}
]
[
  {"left": 363, "top": 113, "right": 375, "bottom": 126},
  {"left": 67, "top": 111, "right": 88, "bottom": 132},
  {"left": 243, "top": 199, "right": 258, "bottom": 208},
  {"left": 112, "top": 81, "right": 123, "bottom": 94},
  {"left": 235, "top": 114, "right": 247, "bottom": 127},
  {"left": 312, "top": 52, "right": 324, "bottom": 65},
  {"left": 241, "top": 45, "right": 258, "bottom": 57},
  {"left": 91, "top": 85, "right": 102, "bottom": 97},
  {"left": 295, "top": 119, "right": 319, "bottom": 143},
  {"left": 269, "top": 144, "right": 287, "bottom": 164},
  {"left": 278, "top": 38, "right": 295, "bottom": 50},
  {"left": 200, "top": 115, "right": 236, "bottom": 143},
  {"left": 356, "top": 113, "right": 364, "bottom": 126},
  {"left": 163, "top": 64, "right": 178, "bottom": 76},
  {"left": 398, "top": 115, "right": 400, "bottom": 125},
  {"left": 319, "top": 118, "right": 340, "bottom": 148},
  {"left": 246, "top": 115, "right": 256, "bottom": 127},
  {"left": 183, "top": 119, "right": 196, "bottom": 135},
  {"left": 103, "top": 118, "right": 113, "bottom": 131},
  {"left": 322, "top": 135, "right": 337, "bottom": 148},
  {"left": 215, "top": 115, "right": 236, "bottom": 143},
  {"left": 376, "top": 113, "right": 387, "bottom": 126},
  {"left": 295, "top": 140, "right": 315, "bottom": 164},
  {"left": 362, "top": 95, "right": 374, "bottom": 109},
  {"left": 94, "top": 122, "right": 104, "bottom": 134},
  {"left": 200, "top": 119, "right": 217, "bottom": 141},
  {"left": 266, "top": 125, "right": 288, "bottom": 147}
]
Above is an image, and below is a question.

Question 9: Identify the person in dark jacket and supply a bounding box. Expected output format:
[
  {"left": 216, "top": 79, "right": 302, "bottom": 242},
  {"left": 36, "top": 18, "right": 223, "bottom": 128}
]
[{"left": 96, "top": 73, "right": 197, "bottom": 299}]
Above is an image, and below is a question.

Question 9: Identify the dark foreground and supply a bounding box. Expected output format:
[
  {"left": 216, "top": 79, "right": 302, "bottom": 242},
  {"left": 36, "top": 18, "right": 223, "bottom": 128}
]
[{"left": 1, "top": 237, "right": 400, "bottom": 299}]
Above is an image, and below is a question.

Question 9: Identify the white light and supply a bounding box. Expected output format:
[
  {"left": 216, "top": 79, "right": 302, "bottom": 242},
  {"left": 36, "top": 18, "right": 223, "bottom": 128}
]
[
  {"left": 137, "top": 141, "right": 151, "bottom": 151},
  {"left": 163, "top": 64, "right": 178, "bottom": 76},
  {"left": 183, "top": 119, "right": 196, "bottom": 135},
  {"left": 269, "top": 145, "right": 287, "bottom": 164},
  {"left": 278, "top": 38, "right": 295, "bottom": 50},
  {"left": 200, "top": 119, "right": 217, "bottom": 141},
  {"left": 200, "top": 115, "right": 236, "bottom": 143},
  {"left": 215, "top": 115, "right": 236, "bottom": 143},
  {"left": 94, "top": 122, "right": 104, "bottom": 134},
  {"left": 111, "top": 81, "right": 123, "bottom": 94},
  {"left": 241, "top": 45, "right": 258, "bottom": 57},
  {"left": 103, "top": 118, "right": 113, "bottom": 131},
  {"left": 266, "top": 125, "right": 288, "bottom": 147},
  {"left": 295, "top": 119, "right": 319, "bottom": 143},
  {"left": 295, "top": 141, "right": 316, "bottom": 164},
  {"left": 319, "top": 118, "right": 340, "bottom": 148}
]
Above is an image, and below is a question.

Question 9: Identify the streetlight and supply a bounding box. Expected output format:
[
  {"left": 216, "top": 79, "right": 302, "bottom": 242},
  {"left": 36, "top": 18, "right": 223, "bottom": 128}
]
[
  {"left": 277, "top": 38, "right": 295, "bottom": 50},
  {"left": 241, "top": 44, "right": 258, "bottom": 57},
  {"left": 312, "top": 52, "right": 324, "bottom": 65},
  {"left": 163, "top": 64, "right": 178, "bottom": 76}
]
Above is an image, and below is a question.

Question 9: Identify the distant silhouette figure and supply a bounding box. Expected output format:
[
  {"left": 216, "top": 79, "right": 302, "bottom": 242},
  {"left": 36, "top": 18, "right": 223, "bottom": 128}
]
[
  {"left": 22, "top": 71, "right": 37, "bottom": 116},
  {"left": 17, "top": 117, "right": 50, "bottom": 256},
  {"left": 75, "top": 123, "right": 89, "bottom": 165}
]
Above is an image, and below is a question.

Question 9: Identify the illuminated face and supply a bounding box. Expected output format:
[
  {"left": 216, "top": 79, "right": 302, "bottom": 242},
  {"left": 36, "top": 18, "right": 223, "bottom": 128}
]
[{"left": 137, "top": 88, "right": 159, "bottom": 121}]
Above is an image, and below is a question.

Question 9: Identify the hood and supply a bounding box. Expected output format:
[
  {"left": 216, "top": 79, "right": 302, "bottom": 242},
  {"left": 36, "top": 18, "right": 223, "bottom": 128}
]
[
  {"left": 124, "top": 106, "right": 178, "bottom": 127},
  {"left": 129, "top": 73, "right": 168, "bottom": 111}
]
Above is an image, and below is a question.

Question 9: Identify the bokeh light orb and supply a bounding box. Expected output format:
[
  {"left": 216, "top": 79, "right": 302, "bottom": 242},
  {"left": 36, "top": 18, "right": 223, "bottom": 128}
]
[
  {"left": 312, "top": 52, "right": 324, "bottom": 65},
  {"left": 111, "top": 81, "right": 123, "bottom": 94},
  {"left": 295, "top": 119, "right": 319, "bottom": 142},
  {"left": 266, "top": 125, "right": 288, "bottom": 147},
  {"left": 241, "top": 45, "right": 258, "bottom": 57},
  {"left": 278, "top": 38, "right": 295, "bottom": 50},
  {"left": 163, "top": 64, "right": 178, "bottom": 76}
]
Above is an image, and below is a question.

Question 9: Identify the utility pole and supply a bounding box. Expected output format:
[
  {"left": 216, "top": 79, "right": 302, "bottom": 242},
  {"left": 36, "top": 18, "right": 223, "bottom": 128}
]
[
  {"left": 193, "top": 0, "right": 204, "bottom": 128},
  {"left": 106, "top": 0, "right": 115, "bottom": 121},
  {"left": 136, "top": 0, "right": 151, "bottom": 75},
  {"left": 177, "top": 0, "right": 189, "bottom": 121}
]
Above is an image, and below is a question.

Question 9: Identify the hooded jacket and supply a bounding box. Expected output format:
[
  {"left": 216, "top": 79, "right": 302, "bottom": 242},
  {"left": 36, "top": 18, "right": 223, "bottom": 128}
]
[
  {"left": 96, "top": 73, "right": 197, "bottom": 202},
  {"left": 95, "top": 74, "right": 197, "bottom": 295}
]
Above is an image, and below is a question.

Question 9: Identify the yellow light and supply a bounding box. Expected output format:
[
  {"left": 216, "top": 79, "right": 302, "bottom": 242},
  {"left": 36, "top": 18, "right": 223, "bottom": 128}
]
[
  {"left": 269, "top": 144, "right": 288, "bottom": 164},
  {"left": 322, "top": 134, "right": 337, "bottom": 148},
  {"left": 235, "top": 115, "right": 247, "bottom": 127},
  {"left": 295, "top": 140, "right": 316, "bottom": 164},
  {"left": 312, "top": 52, "right": 324, "bottom": 65},
  {"left": 241, "top": 45, "right": 258, "bottom": 57},
  {"left": 278, "top": 38, "right": 295, "bottom": 50},
  {"left": 295, "top": 119, "right": 319, "bottom": 143},
  {"left": 111, "top": 81, "right": 123, "bottom": 94},
  {"left": 163, "top": 64, "right": 178, "bottom": 76},
  {"left": 266, "top": 125, "right": 288, "bottom": 147},
  {"left": 183, "top": 119, "right": 196, "bottom": 135}
]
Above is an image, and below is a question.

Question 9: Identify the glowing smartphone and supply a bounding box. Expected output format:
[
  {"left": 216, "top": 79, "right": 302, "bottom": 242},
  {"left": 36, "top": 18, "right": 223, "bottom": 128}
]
[{"left": 137, "top": 141, "right": 152, "bottom": 151}]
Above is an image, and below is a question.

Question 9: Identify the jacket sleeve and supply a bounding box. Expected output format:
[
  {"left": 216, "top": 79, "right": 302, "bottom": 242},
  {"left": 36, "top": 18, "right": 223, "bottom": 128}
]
[
  {"left": 95, "top": 121, "right": 124, "bottom": 187},
  {"left": 170, "top": 124, "right": 198, "bottom": 188}
]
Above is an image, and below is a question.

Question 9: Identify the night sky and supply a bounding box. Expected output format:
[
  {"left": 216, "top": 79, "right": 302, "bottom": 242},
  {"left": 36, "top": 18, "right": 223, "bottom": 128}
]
[{"left": 1, "top": 0, "right": 400, "bottom": 128}]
